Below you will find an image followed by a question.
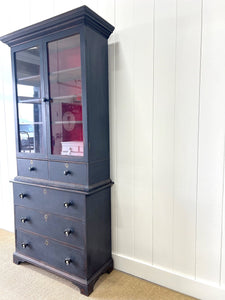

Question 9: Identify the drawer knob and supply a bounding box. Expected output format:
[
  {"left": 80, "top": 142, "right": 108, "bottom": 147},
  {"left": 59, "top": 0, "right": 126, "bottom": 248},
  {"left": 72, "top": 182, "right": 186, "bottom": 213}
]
[
  {"left": 20, "top": 217, "right": 28, "bottom": 223},
  {"left": 29, "top": 166, "right": 35, "bottom": 171},
  {"left": 65, "top": 258, "right": 71, "bottom": 265},
  {"left": 64, "top": 228, "right": 72, "bottom": 237},
  {"left": 64, "top": 170, "right": 71, "bottom": 176},
  {"left": 21, "top": 242, "right": 28, "bottom": 249},
  {"left": 19, "top": 193, "right": 26, "bottom": 199},
  {"left": 64, "top": 202, "right": 72, "bottom": 208}
]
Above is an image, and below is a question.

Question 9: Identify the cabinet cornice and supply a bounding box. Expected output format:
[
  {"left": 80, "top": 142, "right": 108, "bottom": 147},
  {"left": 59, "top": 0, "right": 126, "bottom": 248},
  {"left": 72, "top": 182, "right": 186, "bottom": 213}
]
[{"left": 0, "top": 5, "right": 114, "bottom": 47}]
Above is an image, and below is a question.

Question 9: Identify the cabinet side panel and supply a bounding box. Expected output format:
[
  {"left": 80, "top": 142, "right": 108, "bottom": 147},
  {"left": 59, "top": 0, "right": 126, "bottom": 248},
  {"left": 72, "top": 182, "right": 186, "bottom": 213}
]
[
  {"left": 84, "top": 27, "right": 110, "bottom": 163},
  {"left": 86, "top": 187, "right": 112, "bottom": 278}
]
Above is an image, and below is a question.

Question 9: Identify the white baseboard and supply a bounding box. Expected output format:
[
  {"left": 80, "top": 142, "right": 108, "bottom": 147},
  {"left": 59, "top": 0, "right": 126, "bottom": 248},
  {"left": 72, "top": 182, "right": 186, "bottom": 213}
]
[{"left": 112, "top": 253, "right": 225, "bottom": 300}]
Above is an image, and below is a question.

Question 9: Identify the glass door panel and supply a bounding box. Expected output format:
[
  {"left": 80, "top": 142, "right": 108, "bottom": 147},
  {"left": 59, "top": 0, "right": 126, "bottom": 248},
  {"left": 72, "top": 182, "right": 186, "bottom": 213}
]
[
  {"left": 15, "top": 46, "right": 44, "bottom": 153},
  {"left": 47, "top": 34, "right": 83, "bottom": 157}
]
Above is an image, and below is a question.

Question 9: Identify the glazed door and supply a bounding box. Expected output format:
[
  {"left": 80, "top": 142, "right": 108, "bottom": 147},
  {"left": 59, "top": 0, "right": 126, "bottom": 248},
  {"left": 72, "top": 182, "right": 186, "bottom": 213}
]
[
  {"left": 46, "top": 34, "right": 84, "bottom": 158},
  {"left": 14, "top": 43, "right": 46, "bottom": 156}
]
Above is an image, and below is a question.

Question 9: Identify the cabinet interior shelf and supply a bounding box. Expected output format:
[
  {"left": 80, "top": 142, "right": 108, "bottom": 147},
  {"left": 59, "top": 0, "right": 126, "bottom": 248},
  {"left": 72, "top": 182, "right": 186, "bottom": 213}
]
[
  {"left": 49, "top": 67, "right": 81, "bottom": 83},
  {"left": 17, "top": 74, "right": 40, "bottom": 86},
  {"left": 17, "top": 67, "right": 81, "bottom": 86},
  {"left": 52, "top": 95, "right": 82, "bottom": 104},
  {"left": 54, "top": 120, "right": 83, "bottom": 124},
  {"left": 19, "top": 122, "right": 43, "bottom": 125},
  {"left": 18, "top": 97, "right": 41, "bottom": 103}
]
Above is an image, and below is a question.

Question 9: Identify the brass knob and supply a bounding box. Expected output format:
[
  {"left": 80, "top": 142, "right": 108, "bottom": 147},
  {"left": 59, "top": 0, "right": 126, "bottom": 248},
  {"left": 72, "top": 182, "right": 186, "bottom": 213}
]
[
  {"left": 21, "top": 242, "right": 28, "bottom": 249},
  {"left": 64, "top": 228, "right": 72, "bottom": 236},
  {"left": 29, "top": 166, "right": 35, "bottom": 171},
  {"left": 19, "top": 193, "right": 25, "bottom": 199},
  {"left": 20, "top": 217, "right": 28, "bottom": 223},
  {"left": 64, "top": 258, "right": 71, "bottom": 265},
  {"left": 64, "top": 202, "right": 72, "bottom": 208},
  {"left": 63, "top": 170, "right": 71, "bottom": 176}
]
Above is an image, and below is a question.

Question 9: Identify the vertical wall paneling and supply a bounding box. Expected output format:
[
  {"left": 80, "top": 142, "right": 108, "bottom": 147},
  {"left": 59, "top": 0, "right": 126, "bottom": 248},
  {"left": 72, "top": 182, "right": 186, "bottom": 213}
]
[
  {"left": 221, "top": 132, "right": 225, "bottom": 287},
  {"left": 0, "top": 46, "right": 5, "bottom": 230},
  {"left": 133, "top": 0, "right": 154, "bottom": 262},
  {"left": 97, "top": 0, "right": 115, "bottom": 26},
  {"left": 1, "top": 45, "right": 16, "bottom": 182},
  {"left": 173, "top": 0, "right": 201, "bottom": 277},
  {"left": 0, "top": 44, "right": 15, "bottom": 231},
  {"left": 8, "top": 0, "right": 30, "bottom": 33},
  {"left": 153, "top": 0, "right": 176, "bottom": 269},
  {"left": 29, "top": 0, "right": 54, "bottom": 24},
  {"left": 115, "top": 0, "right": 134, "bottom": 257},
  {"left": 0, "top": 1, "right": 27, "bottom": 36},
  {"left": 79, "top": 0, "right": 99, "bottom": 11},
  {"left": 218, "top": 3, "right": 225, "bottom": 287},
  {"left": 53, "top": 0, "right": 83, "bottom": 15},
  {"left": 196, "top": 0, "right": 225, "bottom": 283}
]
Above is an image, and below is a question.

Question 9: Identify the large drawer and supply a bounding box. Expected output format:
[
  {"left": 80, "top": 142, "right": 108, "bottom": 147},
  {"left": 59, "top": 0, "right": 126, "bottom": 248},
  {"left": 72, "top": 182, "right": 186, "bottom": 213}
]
[
  {"left": 15, "top": 206, "right": 85, "bottom": 249},
  {"left": 16, "top": 229, "right": 85, "bottom": 278},
  {"left": 49, "top": 161, "right": 88, "bottom": 186},
  {"left": 13, "top": 183, "right": 85, "bottom": 220},
  {"left": 17, "top": 159, "right": 48, "bottom": 180}
]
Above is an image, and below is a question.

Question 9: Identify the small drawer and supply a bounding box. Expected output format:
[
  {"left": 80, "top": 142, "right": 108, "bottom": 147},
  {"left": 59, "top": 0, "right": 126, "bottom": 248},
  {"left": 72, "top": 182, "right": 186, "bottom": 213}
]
[
  {"left": 15, "top": 206, "right": 85, "bottom": 249},
  {"left": 16, "top": 229, "right": 85, "bottom": 278},
  {"left": 13, "top": 183, "right": 85, "bottom": 220},
  {"left": 17, "top": 159, "right": 48, "bottom": 180},
  {"left": 49, "top": 161, "right": 88, "bottom": 186}
]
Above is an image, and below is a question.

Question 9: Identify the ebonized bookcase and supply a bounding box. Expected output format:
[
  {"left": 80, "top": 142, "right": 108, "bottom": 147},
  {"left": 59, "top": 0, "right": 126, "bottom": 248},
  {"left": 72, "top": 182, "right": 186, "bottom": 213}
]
[{"left": 0, "top": 6, "right": 114, "bottom": 296}]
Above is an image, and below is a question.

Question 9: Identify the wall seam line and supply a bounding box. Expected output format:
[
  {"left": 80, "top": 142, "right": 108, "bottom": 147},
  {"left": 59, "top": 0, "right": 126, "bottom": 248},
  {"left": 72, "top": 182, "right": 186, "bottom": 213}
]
[
  {"left": 218, "top": 49, "right": 225, "bottom": 284},
  {"left": 152, "top": 0, "right": 156, "bottom": 266},
  {"left": 219, "top": 120, "right": 225, "bottom": 285},
  {"left": 194, "top": 0, "right": 204, "bottom": 281},
  {"left": 132, "top": 0, "right": 135, "bottom": 259},
  {"left": 172, "top": 0, "right": 178, "bottom": 273}
]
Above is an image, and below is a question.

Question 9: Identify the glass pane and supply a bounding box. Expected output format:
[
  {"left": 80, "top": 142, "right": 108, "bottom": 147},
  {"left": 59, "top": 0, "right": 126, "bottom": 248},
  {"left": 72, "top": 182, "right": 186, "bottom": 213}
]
[
  {"left": 18, "top": 103, "right": 43, "bottom": 153},
  {"left": 16, "top": 47, "right": 41, "bottom": 101},
  {"left": 48, "top": 34, "right": 83, "bottom": 157},
  {"left": 15, "top": 46, "right": 43, "bottom": 153}
]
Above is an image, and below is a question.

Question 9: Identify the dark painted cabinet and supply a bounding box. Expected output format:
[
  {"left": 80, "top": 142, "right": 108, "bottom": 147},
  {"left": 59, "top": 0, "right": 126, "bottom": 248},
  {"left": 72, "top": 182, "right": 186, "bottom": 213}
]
[{"left": 0, "top": 6, "right": 114, "bottom": 296}]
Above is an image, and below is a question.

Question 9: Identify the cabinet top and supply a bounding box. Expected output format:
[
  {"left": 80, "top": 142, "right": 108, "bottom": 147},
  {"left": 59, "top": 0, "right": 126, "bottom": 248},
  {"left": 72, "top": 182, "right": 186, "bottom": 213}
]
[{"left": 0, "top": 5, "right": 115, "bottom": 47}]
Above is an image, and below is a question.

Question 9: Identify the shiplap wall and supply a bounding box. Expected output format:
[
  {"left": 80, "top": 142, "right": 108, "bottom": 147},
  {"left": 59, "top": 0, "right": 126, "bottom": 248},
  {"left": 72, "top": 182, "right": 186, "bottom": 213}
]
[{"left": 0, "top": 1, "right": 225, "bottom": 299}]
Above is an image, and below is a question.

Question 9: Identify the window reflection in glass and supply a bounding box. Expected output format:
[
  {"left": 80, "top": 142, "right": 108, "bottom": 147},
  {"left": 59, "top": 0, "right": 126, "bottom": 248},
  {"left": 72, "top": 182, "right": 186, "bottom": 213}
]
[
  {"left": 18, "top": 103, "right": 43, "bottom": 153},
  {"left": 15, "top": 46, "right": 43, "bottom": 154},
  {"left": 16, "top": 47, "right": 41, "bottom": 101}
]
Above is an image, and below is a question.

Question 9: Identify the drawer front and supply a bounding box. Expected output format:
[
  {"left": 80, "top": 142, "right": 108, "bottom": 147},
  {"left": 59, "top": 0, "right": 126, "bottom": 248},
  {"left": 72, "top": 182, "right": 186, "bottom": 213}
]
[
  {"left": 16, "top": 229, "right": 85, "bottom": 278},
  {"left": 49, "top": 161, "right": 88, "bottom": 186},
  {"left": 15, "top": 206, "right": 85, "bottom": 249},
  {"left": 17, "top": 159, "right": 48, "bottom": 180},
  {"left": 13, "top": 183, "right": 85, "bottom": 220}
]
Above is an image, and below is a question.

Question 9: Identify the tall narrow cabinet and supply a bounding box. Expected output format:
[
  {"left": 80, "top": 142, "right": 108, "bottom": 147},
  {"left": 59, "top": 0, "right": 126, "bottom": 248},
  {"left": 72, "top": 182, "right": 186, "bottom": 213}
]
[{"left": 0, "top": 6, "right": 114, "bottom": 296}]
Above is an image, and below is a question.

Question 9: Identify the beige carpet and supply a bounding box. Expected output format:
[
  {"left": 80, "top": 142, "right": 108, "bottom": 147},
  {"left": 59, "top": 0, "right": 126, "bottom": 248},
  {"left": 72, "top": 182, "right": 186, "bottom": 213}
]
[{"left": 0, "top": 229, "right": 196, "bottom": 300}]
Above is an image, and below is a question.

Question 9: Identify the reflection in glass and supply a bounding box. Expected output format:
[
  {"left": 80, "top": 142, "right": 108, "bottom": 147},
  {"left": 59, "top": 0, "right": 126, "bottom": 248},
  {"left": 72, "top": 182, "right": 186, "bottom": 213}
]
[
  {"left": 15, "top": 46, "right": 43, "bottom": 153},
  {"left": 18, "top": 103, "right": 43, "bottom": 153},
  {"left": 48, "top": 34, "right": 84, "bottom": 156},
  {"left": 16, "top": 47, "right": 41, "bottom": 100}
]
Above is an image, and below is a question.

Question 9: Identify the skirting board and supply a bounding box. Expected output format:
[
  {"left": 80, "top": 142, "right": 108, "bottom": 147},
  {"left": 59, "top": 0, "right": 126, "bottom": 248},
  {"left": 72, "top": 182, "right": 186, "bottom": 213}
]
[{"left": 112, "top": 253, "right": 225, "bottom": 300}]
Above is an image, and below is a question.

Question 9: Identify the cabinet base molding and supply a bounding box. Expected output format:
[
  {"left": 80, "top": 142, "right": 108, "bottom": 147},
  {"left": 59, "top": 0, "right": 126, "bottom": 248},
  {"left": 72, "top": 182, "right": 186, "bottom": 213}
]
[{"left": 13, "top": 252, "right": 113, "bottom": 296}]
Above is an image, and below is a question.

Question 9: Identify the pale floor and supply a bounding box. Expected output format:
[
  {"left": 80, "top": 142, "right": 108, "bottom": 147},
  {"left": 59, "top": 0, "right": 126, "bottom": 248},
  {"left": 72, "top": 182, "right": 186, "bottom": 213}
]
[{"left": 0, "top": 229, "right": 197, "bottom": 300}]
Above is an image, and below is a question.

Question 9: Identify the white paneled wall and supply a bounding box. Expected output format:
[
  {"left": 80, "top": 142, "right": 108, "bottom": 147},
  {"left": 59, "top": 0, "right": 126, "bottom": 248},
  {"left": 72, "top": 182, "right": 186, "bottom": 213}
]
[{"left": 0, "top": 1, "right": 225, "bottom": 299}]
